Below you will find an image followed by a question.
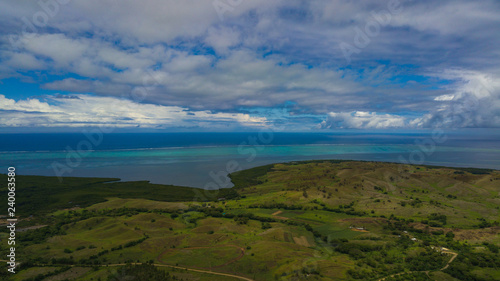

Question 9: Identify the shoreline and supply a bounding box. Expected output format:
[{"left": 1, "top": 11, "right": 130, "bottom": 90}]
[{"left": 2, "top": 159, "right": 497, "bottom": 190}]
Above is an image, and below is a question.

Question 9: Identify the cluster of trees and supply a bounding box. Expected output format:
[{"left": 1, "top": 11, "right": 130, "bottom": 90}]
[
  {"left": 5, "top": 174, "right": 218, "bottom": 217},
  {"left": 50, "top": 257, "right": 75, "bottom": 265},
  {"left": 427, "top": 213, "right": 447, "bottom": 225},
  {"left": 482, "top": 242, "right": 499, "bottom": 253},
  {"left": 234, "top": 216, "right": 250, "bottom": 225},
  {"left": 228, "top": 164, "right": 274, "bottom": 188},
  {"left": 109, "top": 263, "right": 182, "bottom": 281},
  {"left": 248, "top": 203, "right": 304, "bottom": 210},
  {"left": 232, "top": 213, "right": 277, "bottom": 224},
  {"left": 77, "top": 236, "right": 149, "bottom": 266},
  {"left": 198, "top": 207, "right": 284, "bottom": 226},
  {"left": 124, "top": 236, "right": 148, "bottom": 248},
  {"left": 336, "top": 236, "right": 448, "bottom": 279},
  {"left": 381, "top": 217, "right": 500, "bottom": 280},
  {"left": 261, "top": 222, "right": 272, "bottom": 229},
  {"left": 21, "top": 266, "right": 72, "bottom": 281},
  {"left": 335, "top": 242, "right": 383, "bottom": 258},
  {"left": 200, "top": 207, "right": 225, "bottom": 217},
  {"left": 444, "top": 251, "right": 500, "bottom": 280},
  {"left": 215, "top": 188, "right": 240, "bottom": 200},
  {"left": 304, "top": 224, "right": 323, "bottom": 239},
  {"left": 403, "top": 248, "right": 448, "bottom": 271},
  {"left": 322, "top": 206, "right": 367, "bottom": 217},
  {"left": 399, "top": 198, "right": 423, "bottom": 207},
  {"left": 18, "top": 223, "right": 68, "bottom": 244},
  {"left": 475, "top": 218, "right": 499, "bottom": 228}
]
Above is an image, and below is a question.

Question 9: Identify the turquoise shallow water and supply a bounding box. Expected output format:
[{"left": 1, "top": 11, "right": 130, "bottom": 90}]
[{"left": 1, "top": 142, "right": 499, "bottom": 188}]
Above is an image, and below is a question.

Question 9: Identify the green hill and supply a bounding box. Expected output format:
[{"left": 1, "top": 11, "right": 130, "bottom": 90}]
[{"left": 1, "top": 160, "right": 499, "bottom": 281}]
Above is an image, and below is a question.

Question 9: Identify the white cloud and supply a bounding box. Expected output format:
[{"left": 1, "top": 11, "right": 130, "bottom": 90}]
[
  {"left": 20, "top": 33, "right": 88, "bottom": 67},
  {"left": 204, "top": 27, "right": 241, "bottom": 54},
  {"left": 391, "top": 1, "right": 500, "bottom": 35},
  {"left": 0, "top": 95, "right": 54, "bottom": 113},
  {"left": 53, "top": 0, "right": 272, "bottom": 43},
  {"left": 0, "top": 1, "right": 499, "bottom": 129},
  {"left": 97, "top": 47, "right": 155, "bottom": 70},
  {"left": 321, "top": 111, "right": 407, "bottom": 129},
  {"left": 17, "top": 41, "right": 362, "bottom": 110},
  {"left": 413, "top": 70, "right": 500, "bottom": 128},
  {"left": 4, "top": 52, "right": 46, "bottom": 70},
  {"left": 0, "top": 94, "right": 267, "bottom": 128},
  {"left": 320, "top": 69, "right": 500, "bottom": 129},
  {"left": 434, "top": 94, "right": 455, "bottom": 101}
]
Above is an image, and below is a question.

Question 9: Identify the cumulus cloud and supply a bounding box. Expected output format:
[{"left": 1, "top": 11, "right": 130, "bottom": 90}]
[
  {"left": 4, "top": 35, "right": 364, "bottom": 110},
  {"left": 320, "top": 111, "right": 407, "bottom": 129},
  {"left": 3, "top": 52, "right": 46, "bottom": 70},
  {"left": 319, "top": 69, "right": 500, "bottom": 130},
  {"left": 204, "top": 27, "right": 241, "bottom": 54},
  {"left": 0, "top": 95, "right": 53, "bottom": 113},
  {"left": 412, "top": 70, "right": 500, "bottom": 128},
  {"left": 0, "top": 0, "right": 499, "bottom": 129},
  {"left": 0, "top": 94, "right": 267, "bottom": 128}
]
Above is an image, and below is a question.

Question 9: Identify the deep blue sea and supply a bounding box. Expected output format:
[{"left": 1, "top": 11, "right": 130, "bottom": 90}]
[{"left": 1, "top": 132, "right": 499, "bottom": 188}]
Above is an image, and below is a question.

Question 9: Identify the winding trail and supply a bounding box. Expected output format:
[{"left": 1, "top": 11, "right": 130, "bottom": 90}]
[
  {"left": 1, "top": 260, "right": 255, "bottom": 281},
  {"left": 108, "top": 263, "right": 255, "bottom": 281},
  {"left": 271, "top": 210, "right": 289, "bottom": 220},
  {"left": 440, "top": 251, "right": 458, "bottom": 270},
  {"left": 378, "top": 250, "right": 458, "bottom": 281}
]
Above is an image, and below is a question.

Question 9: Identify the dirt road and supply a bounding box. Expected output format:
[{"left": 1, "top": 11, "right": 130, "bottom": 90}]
[{"left": 378, "top": 249, "right": 458, "bottom": 281}]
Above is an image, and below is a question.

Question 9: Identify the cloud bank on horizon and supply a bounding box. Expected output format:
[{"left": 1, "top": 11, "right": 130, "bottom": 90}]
[{"left": 0, "top": 0, "right": 499, "bottom": 130}]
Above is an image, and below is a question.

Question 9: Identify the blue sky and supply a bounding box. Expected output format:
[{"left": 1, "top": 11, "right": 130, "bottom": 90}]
[{"left": 0, "top": 0, "right": 499, "bottom": 131}]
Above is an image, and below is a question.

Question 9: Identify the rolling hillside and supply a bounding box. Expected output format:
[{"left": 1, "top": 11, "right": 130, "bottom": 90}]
[{"left": 1, "top": 160, "right": 499, "bottom": 280}]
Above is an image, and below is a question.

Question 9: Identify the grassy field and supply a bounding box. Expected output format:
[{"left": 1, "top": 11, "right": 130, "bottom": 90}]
[{"left": 1, "top": 160, "right": 499, "bottom": 280}]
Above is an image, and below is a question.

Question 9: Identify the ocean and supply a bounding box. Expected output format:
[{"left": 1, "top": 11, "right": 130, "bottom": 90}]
[{"left": 1, "top": 132, "right": 499, "bottom": 188}]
